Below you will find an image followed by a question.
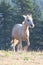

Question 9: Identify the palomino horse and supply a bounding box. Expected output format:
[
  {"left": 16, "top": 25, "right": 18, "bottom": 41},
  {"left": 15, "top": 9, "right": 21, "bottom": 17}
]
[{"left": 11, "top": 14, "right": 34, "bottom": 51}]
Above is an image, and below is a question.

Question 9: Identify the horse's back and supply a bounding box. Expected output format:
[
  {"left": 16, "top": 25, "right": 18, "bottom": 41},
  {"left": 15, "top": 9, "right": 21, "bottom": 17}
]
[
  {"left": 12, "top": 24, "right": 23, "bottom": 39},
  {"left": 13, "top": 24, "right": 22, "bottom": 28}
]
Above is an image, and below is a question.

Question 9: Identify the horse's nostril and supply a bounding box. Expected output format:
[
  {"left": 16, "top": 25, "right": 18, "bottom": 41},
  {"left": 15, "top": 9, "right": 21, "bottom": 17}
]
[
  {"left": 30, "top": 24, "right": 32, "bottom": 27},
  {"left": 30, "top": 24, "right": 34, "bottom": 28}
]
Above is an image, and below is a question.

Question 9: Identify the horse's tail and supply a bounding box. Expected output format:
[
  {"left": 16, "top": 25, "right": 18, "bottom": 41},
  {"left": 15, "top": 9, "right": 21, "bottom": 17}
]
[
  {"left": 11, "top": 39, "right": 13, "bottom": 43},
  {"left": 11, "top": 37, "right": 14, "bottom": 44}
]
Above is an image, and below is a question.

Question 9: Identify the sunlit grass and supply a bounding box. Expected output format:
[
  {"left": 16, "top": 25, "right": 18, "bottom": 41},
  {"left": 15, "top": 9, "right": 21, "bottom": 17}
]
[{"left": 0, "top": 50, "right": 43, "bottom": 65}]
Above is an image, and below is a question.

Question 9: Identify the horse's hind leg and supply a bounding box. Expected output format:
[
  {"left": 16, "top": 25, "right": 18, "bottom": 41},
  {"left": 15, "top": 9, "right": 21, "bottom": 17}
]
[
  {"left": 11, "top": 44, "right": 15, "bottom": 51},
  {"left": 11, "top": 38, "right": 15, "bottom": 51},
  {"left": 13, "top": 39, "right": 19, "bottom": 51}
]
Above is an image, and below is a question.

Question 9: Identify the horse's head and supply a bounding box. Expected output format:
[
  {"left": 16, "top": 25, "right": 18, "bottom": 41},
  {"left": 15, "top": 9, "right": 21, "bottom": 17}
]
[{"left": 23, "top": 14, "right": 35, "bottom": 28}]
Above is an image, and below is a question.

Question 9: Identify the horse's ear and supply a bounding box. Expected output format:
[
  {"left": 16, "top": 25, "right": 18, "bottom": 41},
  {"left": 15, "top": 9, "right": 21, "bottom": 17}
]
[
  {"left": 22, "top": 15, "right": 26, "bottom": 18},
  {"left": 29, "top": 14, "right": 32, "bottom": 17},
  {"left": 26, "top": 15, "right": 29, "bottom": 18}
]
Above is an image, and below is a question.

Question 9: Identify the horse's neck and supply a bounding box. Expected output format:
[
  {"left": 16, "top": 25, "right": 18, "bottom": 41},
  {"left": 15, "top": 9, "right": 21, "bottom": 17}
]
[{"left": 22, "top": 21, "right": 29, "bottom": 31}]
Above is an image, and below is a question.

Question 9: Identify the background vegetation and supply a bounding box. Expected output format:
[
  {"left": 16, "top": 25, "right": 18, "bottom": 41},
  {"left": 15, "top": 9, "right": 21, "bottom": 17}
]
[{"left": 0, "top": 0, "right": 43, "bottom": 50}]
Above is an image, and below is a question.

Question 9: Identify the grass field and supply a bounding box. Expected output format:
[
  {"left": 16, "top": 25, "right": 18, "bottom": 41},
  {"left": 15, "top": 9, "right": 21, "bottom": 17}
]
[{"left": 0, "top": 50, "right": 43, "bottom": 65}]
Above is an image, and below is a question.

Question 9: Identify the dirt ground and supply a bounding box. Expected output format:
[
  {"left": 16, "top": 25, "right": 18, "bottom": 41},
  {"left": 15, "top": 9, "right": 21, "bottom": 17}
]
[{"left": 0, "top": 50, "right": 43, "bottom": 65}]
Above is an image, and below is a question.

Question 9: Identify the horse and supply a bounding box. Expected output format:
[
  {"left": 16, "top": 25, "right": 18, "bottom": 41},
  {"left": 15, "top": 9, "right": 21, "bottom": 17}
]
[{"left": 11, "top": 14, "right": 34, "bottom": 51}]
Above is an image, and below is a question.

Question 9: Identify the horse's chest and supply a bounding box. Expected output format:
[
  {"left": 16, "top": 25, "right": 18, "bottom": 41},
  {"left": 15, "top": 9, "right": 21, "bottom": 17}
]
[{"left": 22, "top": 28, "right": 29, "bottom": 41}]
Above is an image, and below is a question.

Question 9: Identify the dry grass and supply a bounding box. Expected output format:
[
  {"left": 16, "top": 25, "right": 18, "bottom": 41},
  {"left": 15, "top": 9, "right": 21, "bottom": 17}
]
[{"left": 0, "top": 50, "right": 43, "bottom": 65}]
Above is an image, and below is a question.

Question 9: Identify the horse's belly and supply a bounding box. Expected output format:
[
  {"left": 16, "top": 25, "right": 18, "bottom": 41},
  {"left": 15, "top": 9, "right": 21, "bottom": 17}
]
[{"left": 13, "top": 33, "right": 27, "bottom": 41}]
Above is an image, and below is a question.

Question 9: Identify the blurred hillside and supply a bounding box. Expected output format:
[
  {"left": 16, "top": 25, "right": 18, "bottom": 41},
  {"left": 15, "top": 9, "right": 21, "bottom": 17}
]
[
  {"left": 39, "top": 0, "right": 43, "bottom": 10},
  {"left": 0, "top": 0, "right": 43, "bottom": 50}
]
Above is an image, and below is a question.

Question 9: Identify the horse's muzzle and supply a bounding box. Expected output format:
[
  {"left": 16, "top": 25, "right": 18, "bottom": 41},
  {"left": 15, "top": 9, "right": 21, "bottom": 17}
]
[{"left": 30, "top": 24, "right": 35, "bottom": 28}]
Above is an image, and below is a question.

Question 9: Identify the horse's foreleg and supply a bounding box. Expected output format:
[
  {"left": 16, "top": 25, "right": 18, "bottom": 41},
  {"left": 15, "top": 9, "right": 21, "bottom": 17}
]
[
  {"left": 23, "top": 39, "right": 30, "bottom": 51},
  {"left": 17, "top": 40, "right": 22, "bottom": 51},
  {"left": 27, "top": 39, "right": 30, "bottom": 46}
]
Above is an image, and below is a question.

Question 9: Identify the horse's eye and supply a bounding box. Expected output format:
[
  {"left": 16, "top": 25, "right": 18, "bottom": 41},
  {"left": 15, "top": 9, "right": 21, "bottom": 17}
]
[{"left": 27, "top": 19, "right": 29, "bottom": 21}]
